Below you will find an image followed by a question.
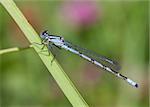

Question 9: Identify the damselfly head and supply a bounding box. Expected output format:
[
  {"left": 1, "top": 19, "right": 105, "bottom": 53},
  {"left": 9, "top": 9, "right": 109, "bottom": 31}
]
[{"left": 40, "top": 30, "right": 49, "bottom": 39}]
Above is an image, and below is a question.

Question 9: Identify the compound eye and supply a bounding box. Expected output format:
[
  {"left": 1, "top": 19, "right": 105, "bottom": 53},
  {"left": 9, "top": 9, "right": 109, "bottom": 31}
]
[{"left": 42, "top": 30, "right": 48, "bottom": 36}]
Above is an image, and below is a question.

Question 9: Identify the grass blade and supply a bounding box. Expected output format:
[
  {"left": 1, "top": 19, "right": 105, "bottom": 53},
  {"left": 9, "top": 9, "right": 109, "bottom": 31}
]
[{"left": 0, "top": 0, "right": 89, "bottom": 106}]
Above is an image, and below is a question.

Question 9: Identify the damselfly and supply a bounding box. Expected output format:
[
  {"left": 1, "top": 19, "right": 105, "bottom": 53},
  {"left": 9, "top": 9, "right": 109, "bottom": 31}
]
[{"left": 39, "top": 30, "right": 138, "bottom": 88}]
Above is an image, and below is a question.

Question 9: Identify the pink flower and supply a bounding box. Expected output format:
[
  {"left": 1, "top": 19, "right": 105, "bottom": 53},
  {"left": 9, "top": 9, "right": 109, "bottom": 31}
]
[{"left": 60, "top": 1, "right": 101, "bottom": 27}]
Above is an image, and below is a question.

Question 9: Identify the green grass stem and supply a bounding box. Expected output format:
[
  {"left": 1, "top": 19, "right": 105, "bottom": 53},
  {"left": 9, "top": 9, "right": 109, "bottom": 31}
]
[
  {"left": 0, "top": 0, "right": 89, "bottom": 106},
  {"left": 0, "top": 45, "right": 33, "bottom": 55}
]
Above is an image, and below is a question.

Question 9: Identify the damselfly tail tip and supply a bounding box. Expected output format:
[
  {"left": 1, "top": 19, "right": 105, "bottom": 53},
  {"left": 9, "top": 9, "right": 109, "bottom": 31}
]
[
  {"left": 135, "top": 83, "right": 138, "bottom": 88},
  {"left": 127, "top": 78, "right": 139, "bottom": 88}
]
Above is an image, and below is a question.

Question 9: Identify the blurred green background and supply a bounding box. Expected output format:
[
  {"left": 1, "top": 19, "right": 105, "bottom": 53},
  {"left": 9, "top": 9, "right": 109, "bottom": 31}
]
[{"left": 0, "top": 1, "right": 149, "bottom": 107}]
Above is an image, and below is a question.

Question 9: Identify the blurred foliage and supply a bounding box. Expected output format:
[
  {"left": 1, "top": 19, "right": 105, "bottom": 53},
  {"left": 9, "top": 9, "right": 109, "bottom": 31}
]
[{"left": 0, "top": 1, "right": 149, "bottom": 107}]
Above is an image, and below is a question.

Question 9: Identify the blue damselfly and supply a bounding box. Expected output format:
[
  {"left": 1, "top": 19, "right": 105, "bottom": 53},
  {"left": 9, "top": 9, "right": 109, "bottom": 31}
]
[{"left": 39, "top": 30, "right": 138, "bottom": 88}]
